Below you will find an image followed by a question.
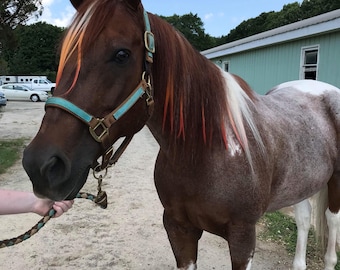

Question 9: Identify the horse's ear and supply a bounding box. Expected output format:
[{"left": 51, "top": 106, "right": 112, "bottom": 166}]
[
  {"left": 70, "top": 0, "right": 84, "bottom": 10},
  {"left": 125, "top": 0, "right": 141, "bottom": 11}
]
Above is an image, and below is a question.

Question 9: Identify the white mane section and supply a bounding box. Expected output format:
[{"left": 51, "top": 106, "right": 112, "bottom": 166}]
[{"left": 221, "top": 70, "right": 264, "bottom": 169}]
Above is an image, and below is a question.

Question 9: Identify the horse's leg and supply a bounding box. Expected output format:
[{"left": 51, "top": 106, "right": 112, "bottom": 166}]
[
  {"left": 163, "top": 211, "right": 203, "bottom": 270},
  {"left": 325, "top": 173, "right": 340, "bottom": 270},
  {"left": 227, "top": 222, "right": 256, "bottom": 270},
  {"left": 324, "top": 208, "right": 340, "bottom": 270},
  {"left": 292, "top": 199, "right": 311, "bottom": 270}
]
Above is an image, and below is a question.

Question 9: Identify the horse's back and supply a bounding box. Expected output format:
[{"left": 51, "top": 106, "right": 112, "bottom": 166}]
[
  {"left": 267, "top": 79, "right": 340, "bottom": 95},
  {"left": 257, "top": 80, "right": 340, "bottom": 210},
  {"left": 266, "top": 79, "right": 340, "bottom": 142}
]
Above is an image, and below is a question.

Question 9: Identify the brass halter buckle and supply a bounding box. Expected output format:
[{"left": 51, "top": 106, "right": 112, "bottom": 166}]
[
  {"left": 144, "top": 31, "right": 155, "bottom": 54},
  {"left": 89, "top": 118, "right": 109, "bottom": 142},
  {"left": 142, "top": 72, "right": 154, "bottom": 107}
]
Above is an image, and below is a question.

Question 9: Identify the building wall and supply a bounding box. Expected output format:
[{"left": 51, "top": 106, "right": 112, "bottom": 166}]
[
  {"left": 317, "top": 32, "right": 340, "bottom": 88},
  {"left": 211, "top": 31, "right": 340, "bottom": 95}
]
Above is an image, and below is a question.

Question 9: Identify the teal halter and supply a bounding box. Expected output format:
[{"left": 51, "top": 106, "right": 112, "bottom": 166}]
[
  {"left": 45, "top": 78, "right": 152, "bottom": 143},
  {"left": 45, "top": 9, "right": 155, "bottom": 170}
]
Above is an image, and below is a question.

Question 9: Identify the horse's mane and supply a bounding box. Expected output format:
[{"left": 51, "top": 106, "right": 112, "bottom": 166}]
[
  {"left": 149, "top": 14, "right": 264, "bottom": 164},
  {"left": 56, "top": 0, "right": 264, "bottom": 166}
]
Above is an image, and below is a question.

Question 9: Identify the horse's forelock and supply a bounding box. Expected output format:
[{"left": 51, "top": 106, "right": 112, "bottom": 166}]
[
  {"left": 57, "top": 1, "right": 95, "bottom": 88},
  {"left": 57, "top": 0, "right": 124, "bottom": 95}
]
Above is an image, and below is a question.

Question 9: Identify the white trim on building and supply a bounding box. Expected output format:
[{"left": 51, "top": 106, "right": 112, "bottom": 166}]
[{"left": 202, "top": 9, "right": 340, "bottom": 59}]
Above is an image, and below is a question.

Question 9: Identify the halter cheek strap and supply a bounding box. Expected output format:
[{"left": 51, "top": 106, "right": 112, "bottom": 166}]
[{"left": 143, "top": 9, "right": 155, "bottom": 63}]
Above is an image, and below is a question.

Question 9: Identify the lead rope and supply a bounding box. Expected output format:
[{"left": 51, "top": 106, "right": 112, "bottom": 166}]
[{"left": 0, "top": 176, "right": 107, "bottom": 249}]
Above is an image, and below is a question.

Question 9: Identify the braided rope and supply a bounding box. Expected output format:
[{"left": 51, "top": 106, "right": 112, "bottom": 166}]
[{"left": 0, "top": 191, "right": 107, "bottom": 249}]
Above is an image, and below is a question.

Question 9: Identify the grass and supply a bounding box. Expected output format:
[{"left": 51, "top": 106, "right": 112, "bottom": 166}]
[
  {"left": 0, "top": 138, "right": 26, "bottom": 174},
  {"left": 259, "top": 211, "right": 340, "bottom": 269}
]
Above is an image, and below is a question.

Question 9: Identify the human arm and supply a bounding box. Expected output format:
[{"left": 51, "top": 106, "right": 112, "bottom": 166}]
[{"left": 0, "top": 189, "right": 73, "bottom": 217}]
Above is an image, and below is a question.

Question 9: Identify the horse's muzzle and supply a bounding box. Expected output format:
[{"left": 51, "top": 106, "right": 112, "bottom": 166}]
[{"left": 22, "top": 143, "right": 89, "bottom": 201}]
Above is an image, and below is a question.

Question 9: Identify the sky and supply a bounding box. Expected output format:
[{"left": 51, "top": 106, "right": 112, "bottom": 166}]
[{"left": 33, "top": 0, "right": 303, "bottom": 37}]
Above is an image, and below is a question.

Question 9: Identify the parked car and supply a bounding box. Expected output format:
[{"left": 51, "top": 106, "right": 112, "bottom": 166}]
[
  {"left": 0, "top": 84, "right": 48, "bottom": 102},
  {"left": 0, "top": 90, "right": 6, "bottom": 106}
]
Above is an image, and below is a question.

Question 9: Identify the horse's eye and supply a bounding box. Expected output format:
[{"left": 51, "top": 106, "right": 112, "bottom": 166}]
[{"left": 114, "top": 49, "right": 130, "bottom": 64}]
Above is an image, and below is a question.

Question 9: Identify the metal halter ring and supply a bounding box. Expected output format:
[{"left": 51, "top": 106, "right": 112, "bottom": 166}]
[{"left": 93, "top": 164, "right": 108, "bottom": 180}]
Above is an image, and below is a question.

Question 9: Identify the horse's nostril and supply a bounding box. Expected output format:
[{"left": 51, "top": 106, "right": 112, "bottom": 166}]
[{"left": 40, "top": 155, "right": 71, "bottom": 188}]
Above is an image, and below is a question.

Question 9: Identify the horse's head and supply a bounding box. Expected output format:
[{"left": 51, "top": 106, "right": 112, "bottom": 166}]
[{"left": 23, "top": 0, "right": 155, "bottom": 200}]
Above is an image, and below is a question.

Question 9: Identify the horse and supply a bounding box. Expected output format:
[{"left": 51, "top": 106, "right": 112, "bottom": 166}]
[{"left": 22, "top": 0, "right": 340, "bottom": 269}]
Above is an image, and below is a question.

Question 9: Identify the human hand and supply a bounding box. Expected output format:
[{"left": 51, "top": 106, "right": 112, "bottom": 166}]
[
  {"left": 52, "top": 200, "right": 74, "bottom": 217},
  {"left": 33, "top": 198, "right": 74, "bottom": 217}
]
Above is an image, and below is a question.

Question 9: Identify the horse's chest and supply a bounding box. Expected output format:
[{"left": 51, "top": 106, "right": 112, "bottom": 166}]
[{"left": 154, "top": 157, "right": 264, "bottom": 230}]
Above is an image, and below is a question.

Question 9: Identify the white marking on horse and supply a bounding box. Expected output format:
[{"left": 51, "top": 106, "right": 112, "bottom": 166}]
[
  {"left": 324, "top": 208, "right": 340, "bottom": 269},
  {"left": 178, "top": 262, "right": 196, "bottom": 270},
  {"left": 246, "top": 258, "right": 253, "bottom": 270},
  {"left": 221, "top": 70, "right": 265, "bottom": 163},
  {"left": 274, "top": 80, "right": 340, "bottom": 96},
  {"left": 227, "top": 134, "right": 243, "bottom": 157},
  {"left": 292, "top": 199, "right": 311, "bottom": 270}
]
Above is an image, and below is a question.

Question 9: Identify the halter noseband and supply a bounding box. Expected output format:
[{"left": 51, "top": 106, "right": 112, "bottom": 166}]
[{"left": 45, "top": 9, "right": 155, "bottom": 171}]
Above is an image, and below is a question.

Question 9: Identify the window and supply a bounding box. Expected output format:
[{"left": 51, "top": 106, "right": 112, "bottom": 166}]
[
  {"left": 14, "top": 85, "right": 25, "bottom": 90},
  {"left": 222, "top": 61, "right": 230, "bottom": 72},
  {"left": 300, "top": 45, "right": 319, "bottom": 80}
]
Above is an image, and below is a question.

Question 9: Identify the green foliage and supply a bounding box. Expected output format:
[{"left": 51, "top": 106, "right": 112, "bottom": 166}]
[
  {"left": 160, "top": 13, "right": 217, "bottom": 51},
  {"left": 219, "top": 0, "right": 340, "bottom": 45},
  {"left": 0, "top": 0, "right": 43, "bottom": 28},
  {"left": 300, "top": 0, "right": 340, "bottom": 19},
  {"left": 0, "top": 139, "right": 25, "bottom": 174},
  {"left": 0, "top": 58, "right": 9, "bottom": 74},
  {"left": 5, "top": 22, "right": 64, "bottom": 79},
  {"left": 0, "top": 0, "right": 43, "bottom": 57}
]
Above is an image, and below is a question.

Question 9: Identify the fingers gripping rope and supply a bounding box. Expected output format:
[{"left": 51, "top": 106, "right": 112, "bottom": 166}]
[{"left": 0, "top": 190, "right": 107, "bottom": 249}]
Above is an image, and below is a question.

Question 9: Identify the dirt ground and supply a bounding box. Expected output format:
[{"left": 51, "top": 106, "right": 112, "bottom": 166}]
[{"left": 0, "top": 101, "right": 301, "bottom": 269}]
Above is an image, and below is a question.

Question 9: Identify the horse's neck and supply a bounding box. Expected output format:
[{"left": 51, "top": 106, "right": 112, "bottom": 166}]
[{"left": 148, "top": 14, "right": 262, "bottom": 162}]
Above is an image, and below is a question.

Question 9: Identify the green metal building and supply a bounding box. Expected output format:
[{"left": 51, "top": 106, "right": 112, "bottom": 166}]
[{"left": 202, "top": 9, "right": 340, "bottom": 94}]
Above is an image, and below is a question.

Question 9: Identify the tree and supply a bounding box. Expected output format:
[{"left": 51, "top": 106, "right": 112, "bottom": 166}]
[
  {"left": 0, "top": 0, "right": 43, "bottom": 74},
  {"left": 6, "top": 22, "right": 64, "bottom": 79},
  {"left": 271, "top": 3, "right": 302, "bottom": 28},
  {"left": 0, "top": 0, "right": 43, "bottom": 28},
  {"left": 215, "top": 0, "right": 339, "bottom": 46},
  {"left": 225, "top": 12, "right": 275, "bottom": 43},
  {"left": 300, "top": 0, "right": 340, "bottom": 19},
  {"left": 160, "top": 13, "right": 216, "bottom": 51},
  {"left": 0, "top": 58, "right": 9, "bottom": 74}
]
